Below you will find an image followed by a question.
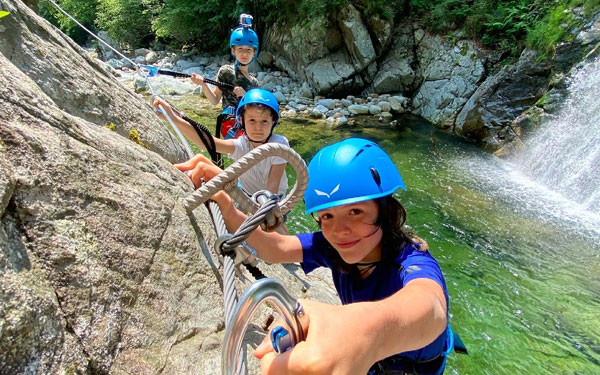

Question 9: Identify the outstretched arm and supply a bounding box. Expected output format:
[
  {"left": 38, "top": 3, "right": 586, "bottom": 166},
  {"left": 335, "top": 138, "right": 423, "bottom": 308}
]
[
  {"left": 255, "top": 279, "right": 447, "bottom": 375},
  {"left": 152, "top": 97, "right": 234, "bottom": 154},
  {"left": 190, "top": 73, "right": 222, "bottom": 105},
  {"left": 175, "top": 155, "right": 302, "bottom": 263}
]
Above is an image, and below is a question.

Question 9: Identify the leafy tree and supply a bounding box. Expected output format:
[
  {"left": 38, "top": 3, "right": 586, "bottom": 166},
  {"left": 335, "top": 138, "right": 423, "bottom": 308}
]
[
  {"left": 407, "top": 0, "right": 569, "bottom": 57},
  {"left": 38, "top": 0, "right": 600, "bottom": 59},
  {"left": 39, "top": 0, "right": 98, "bottom": 44},
  {"left": 95, "top": 0, "right": 153, "bottom": 48},
  {"left": 151, "top": 0, "right": 240, "bottom": 51}
]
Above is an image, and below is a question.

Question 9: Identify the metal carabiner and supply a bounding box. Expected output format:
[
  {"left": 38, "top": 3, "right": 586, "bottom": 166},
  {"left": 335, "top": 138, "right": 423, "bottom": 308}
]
[
  {"left": 269, "top": 300, "right": 304, "bottom": 353},
  {"left": 221, "top": 278, "right": 304, "bottom": 375}
]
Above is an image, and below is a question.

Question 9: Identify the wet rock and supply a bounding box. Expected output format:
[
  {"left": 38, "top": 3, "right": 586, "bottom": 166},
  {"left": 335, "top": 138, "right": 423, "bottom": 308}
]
[
  {"left": 455, "top": 49, "right": 551, "bottom": 143},
  {"left": 348, "top": 104, "right": 370, "bottom": 114}
]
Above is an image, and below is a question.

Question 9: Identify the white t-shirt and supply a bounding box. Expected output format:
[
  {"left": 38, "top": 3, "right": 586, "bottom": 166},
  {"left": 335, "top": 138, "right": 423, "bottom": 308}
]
[{"left": 230, "top": 134, "right": 289, "bottom": 195}]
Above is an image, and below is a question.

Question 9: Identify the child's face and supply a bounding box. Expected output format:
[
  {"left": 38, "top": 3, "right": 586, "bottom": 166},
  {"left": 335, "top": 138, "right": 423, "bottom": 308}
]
[
  {"left": 243, "top": 106, "right": 274, "bottom": 142},
  {"left": 232, "top": 46, "right": 255, "bottom": 65},
  {"left": 317, "top": 200, "right": 382, "bottom": 264}
]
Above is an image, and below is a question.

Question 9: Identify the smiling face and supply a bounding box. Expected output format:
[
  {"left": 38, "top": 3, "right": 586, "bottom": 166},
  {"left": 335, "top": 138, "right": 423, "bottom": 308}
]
[
  {"left": 232, "top": 45, "right": 255, "bottom": 65},
  {"left": 243, "top": 105, "right": 275, "bottom": 143},
  {"left": 317, "top": 200, "right": 382, "bottom": 264}
]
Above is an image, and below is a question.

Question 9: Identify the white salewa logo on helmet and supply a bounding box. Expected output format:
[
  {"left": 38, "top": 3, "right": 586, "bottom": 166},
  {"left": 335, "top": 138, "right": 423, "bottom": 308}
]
[
  {"left": 314, "top": 184, "right": 340, "bottom": 199},
  {"left": 254, "top": 93, "right": 269, "bottom": 103}
]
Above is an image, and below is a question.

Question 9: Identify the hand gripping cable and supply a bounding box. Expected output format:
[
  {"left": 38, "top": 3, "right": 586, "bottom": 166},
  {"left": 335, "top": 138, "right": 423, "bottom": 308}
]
[
  {"left": 141, "top": 65, "right": 236, "bottom": 92},
  {"left": 183, "top": 143, "right": 308, "bottom": 217}
]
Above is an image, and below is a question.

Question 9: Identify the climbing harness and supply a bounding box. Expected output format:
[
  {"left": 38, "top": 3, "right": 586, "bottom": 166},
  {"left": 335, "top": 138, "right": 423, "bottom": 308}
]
[
  {"left": 367, "top": 324, "right": 468, "bottom": 375},
  {"left": 215, "top": 106, "right": 244, "bottom": 140},
  {"left": 141, "top": 65, "right": 248, "bottom": 143},
  {"left": 141, "top": 64, "right": 246, "bottom": 144}
]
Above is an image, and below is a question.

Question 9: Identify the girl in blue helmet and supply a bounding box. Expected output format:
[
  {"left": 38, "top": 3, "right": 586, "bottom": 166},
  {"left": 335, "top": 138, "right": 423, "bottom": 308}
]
[
  {"left": 190, "top": 14, "right": 259, "bottom": 111},
  {"left": 165, "top": 88, "right": 289, "bottom": 196},
  {"left": 175, "top": 138, "right": 455, "bottom": 375}
]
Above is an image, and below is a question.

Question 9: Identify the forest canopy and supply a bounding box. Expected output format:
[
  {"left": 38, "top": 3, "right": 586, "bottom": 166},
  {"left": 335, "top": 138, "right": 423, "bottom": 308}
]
[{"left": 39, "top": 0, "right": 600, "bottom": 58}]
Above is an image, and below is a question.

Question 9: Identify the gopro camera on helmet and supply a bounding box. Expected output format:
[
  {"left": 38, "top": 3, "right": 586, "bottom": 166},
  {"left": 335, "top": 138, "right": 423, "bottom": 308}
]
[{"left": 239, "top": 13, "right": 253, "bottom": 28}]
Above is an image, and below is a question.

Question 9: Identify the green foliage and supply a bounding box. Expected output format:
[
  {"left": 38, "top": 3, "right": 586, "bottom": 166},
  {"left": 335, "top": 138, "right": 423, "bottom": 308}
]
[
  {"left": 527, "top": 0, "right": 600, "bottom": 56},
  {"left": 255, "top": 0, "right": 348, "bottom": 25},
  {"left": 96, "top": 0, "right": 153, "bottom": 48},
  {"left": 409, "top": 0, "right": 600, "bottom": 57},
  {"left": 297, "top": 0, "right": 349, "bottom": 19},
  {"left": 36, "top": 1, "right": 408, "bottom": 52},
  {"left": 408, "top": 0, "right": 548, "bottom": 56},
  {"left": 150, "top": 0, "right": 239, "bottom": 50},
  {"left": 526, "top": 4, "right": 570, "bottom": 56},
  {"left": 39, "top": 0, "right": 98, "bottom": 44},
  {"left": 39, "top": 0, "right": 600, "bottom": 59},
  {"left": 0, "top": 11, "right": 10, "bottom": 19},
  {"left": 362, "top": 0, "right": 396, "bottom": 18}
]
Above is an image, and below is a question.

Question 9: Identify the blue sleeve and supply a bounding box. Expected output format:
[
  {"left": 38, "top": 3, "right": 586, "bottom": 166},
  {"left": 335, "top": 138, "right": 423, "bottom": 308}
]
[
  {"left": 297, "top": 232, "right": 332, "bottom": 274},
  {"left": 400, "top": 247, "right": 449, "bottom": 308}
]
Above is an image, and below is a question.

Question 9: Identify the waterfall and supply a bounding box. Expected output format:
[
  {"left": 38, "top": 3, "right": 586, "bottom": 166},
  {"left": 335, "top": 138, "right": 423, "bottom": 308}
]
[{"left": 515, "top": 57, "right": 600, "bottom": 213}]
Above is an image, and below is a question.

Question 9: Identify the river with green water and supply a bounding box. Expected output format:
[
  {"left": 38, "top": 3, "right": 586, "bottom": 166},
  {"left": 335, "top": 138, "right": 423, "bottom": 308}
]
[{"left": 175, "top": 97, "right": 600, "bottom": 374}]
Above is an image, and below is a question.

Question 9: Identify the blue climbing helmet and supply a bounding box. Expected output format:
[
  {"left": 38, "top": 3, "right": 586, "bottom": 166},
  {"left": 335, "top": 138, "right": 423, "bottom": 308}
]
[
  {"left": 230, "top": 14, "right": 259, "bottom": 64},
  {"left": 236, "top": 88, "right": 280, "bottom": 129},
  {"left": 304, "top": 138, "right": 406, "bottom": 214}
]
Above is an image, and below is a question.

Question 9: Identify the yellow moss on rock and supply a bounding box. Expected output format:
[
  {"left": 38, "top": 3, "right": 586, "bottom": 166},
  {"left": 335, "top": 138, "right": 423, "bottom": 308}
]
[{"left": 128, "top": 129, "right": 147, "bottom": 148}]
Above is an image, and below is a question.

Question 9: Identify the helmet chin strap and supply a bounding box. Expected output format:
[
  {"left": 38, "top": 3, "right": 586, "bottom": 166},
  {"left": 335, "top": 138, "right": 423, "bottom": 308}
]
[
  {"left": 234, "top": 60, "right": 249, "bottom": 68},
  {"left": 234, "top": 56, "right": 256, "bottom": 69}
]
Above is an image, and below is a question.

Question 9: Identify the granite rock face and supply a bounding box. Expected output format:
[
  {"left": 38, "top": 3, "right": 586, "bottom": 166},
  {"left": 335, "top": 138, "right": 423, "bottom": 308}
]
[{"left": 0, "top": 0, "right": 187, "bottom": 163}]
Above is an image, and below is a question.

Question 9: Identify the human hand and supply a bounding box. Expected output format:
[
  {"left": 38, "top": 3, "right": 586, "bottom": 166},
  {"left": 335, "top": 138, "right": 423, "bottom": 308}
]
[
  {"left": 233, "top": 86, "right": 246, "bottom": 98},
  {"left": 152, "top": 96, "right": 168, "bottom": 120},
  {"left": 152, "top": 96, "right": 182, "bottom": 121},
  {"left": 254, "top": 300, "right": 376, "bottom": 375},
  {"left": 174, "top": 154, "right": 229, "bottom": 203},
  {"left": 190, "top": 73, "right": 206, "bottom": 86}
]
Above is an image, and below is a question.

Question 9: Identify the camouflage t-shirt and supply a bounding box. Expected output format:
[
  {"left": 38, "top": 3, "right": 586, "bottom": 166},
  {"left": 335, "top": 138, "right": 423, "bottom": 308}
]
[{"left": 216, "top": 64, "right": 259, "bottom": 110}]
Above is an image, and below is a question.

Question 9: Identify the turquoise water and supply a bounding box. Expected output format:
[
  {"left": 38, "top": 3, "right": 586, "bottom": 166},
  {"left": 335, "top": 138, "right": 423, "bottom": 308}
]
[{"left": 277, "top": 116, "right": 600, "bottom": 375}]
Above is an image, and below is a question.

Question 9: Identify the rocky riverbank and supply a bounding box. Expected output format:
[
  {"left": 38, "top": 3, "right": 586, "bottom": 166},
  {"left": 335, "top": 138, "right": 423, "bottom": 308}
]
[
  {"left": 94, "top": 44, "right": 411, "bottom": 128},
  {"left": 94, "top": 2, "right": 600, "bottom": 157}
]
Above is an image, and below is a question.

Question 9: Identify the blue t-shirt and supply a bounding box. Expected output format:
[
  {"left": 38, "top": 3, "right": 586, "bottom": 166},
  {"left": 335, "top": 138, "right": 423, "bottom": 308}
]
[{"left": 298, "top": 231, "right": 450, "bottom": 367}]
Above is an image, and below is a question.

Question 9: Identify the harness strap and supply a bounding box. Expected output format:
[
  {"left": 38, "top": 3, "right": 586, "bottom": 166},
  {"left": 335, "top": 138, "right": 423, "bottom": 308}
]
[
  {"left": 181, "top": 115, "right": 219, "bottom": 161},
  {"left": 369, "top": 325, "right": 468, "bottom": 375},
  {"left": 369, "top": 354, "right": 445, "bottom": 375}
]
